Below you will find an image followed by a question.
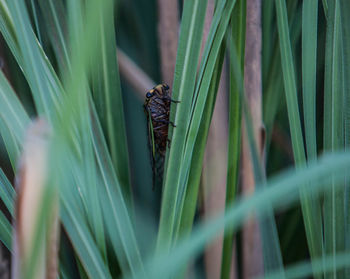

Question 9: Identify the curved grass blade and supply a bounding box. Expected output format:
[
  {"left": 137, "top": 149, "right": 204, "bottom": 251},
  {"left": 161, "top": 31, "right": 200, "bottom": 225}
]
[
  {"left": 261, "top": 252, "right": 350, "bottom": 279},
  {"left": 126, "top": 152, "right": 350, "bottom": 279}
]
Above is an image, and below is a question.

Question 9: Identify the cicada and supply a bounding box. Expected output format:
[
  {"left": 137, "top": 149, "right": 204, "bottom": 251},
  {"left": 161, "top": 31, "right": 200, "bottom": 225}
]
[{"left": 144, "top": 83, "right": 179, "bottom": 188}]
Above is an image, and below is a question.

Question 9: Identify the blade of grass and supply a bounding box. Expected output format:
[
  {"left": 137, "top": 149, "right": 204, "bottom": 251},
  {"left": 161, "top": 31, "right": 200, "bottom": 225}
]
[
  {"left": 339, "top": 1, "right": 350, "bottom": 275},
  {"left": 0, "top": 210, "right": 11, "bottom": 251},
  {"left": 127, "top": 152, "right": 350, "bottom": 279},
  {"left": 157, "top": 0, "right": 208, "bottom": 253},
  {"left": 90, "top": 103, "right": 145, "bottom": 277},
  {"left": 37, "top": 0, "right": 71, "bottom": 73},
  {"left": 57, "top": 0, "right": 144, "bottom": 273},
  {"left": 176, "top": 38, "right": 226, "bottom": 243},
  {"left": 221, "top": 1, "right": 245, "bottom": 278},
  {"left": 29, "top": 0, "right": 41, "bottom": 44},
  {"left": 263, "top": 1, "right": 300, "bottom": 157},
  {"left": 0, "top": 169, "right": 15, "bottom": 217},
  {"left": 0, "top": 118, "right": 20, "bottom": 170},
  {"left": 0, "top": 71, "right": 30, "bottom": 143},
  {"left": 261, "top": 252, "right": 350, "bottom": 279},
  {"left": 90, "top": 0, "right": 132, "bottom": 203},
  {"left": 302, "top": 0, "right": 318, "bottom": 160},
  {"left": 323, "top": 1, "right": 345, "bottom": 277},
  {"left": 275, "top": 0, "right": 324, "bottom": 274},
  {"left": 60, "top": 196, "right": 112, "bottom": 279},
  {"left": 172, "top": 0, "right": 238, "bottom": 249},
  {"left": 6, "top": 0, "right": 59, "bottom": 116}
]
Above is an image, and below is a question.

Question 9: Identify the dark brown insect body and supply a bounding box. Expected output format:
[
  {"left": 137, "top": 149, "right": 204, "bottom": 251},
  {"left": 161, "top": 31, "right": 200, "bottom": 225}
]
[{"left": 144, "top": 83, "right": 179, "bottom": 187}]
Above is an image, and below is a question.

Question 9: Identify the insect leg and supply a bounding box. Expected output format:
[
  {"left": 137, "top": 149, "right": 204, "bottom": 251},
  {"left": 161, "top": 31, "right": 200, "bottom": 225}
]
[
  {"left": 162, "top": 95, "right": 180, "bottom": 103},
  {"left": 153, "top": 119, "right": 176, "bottom": 127}
]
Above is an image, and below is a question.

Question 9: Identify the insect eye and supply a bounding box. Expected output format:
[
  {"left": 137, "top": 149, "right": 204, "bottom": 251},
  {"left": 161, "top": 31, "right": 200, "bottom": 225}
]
[
  {"left": 163, "top": 83, "right": 169, "bottom": 90},
  {"left": 146, "top": 92, "right": 153, "bottom": 98}
]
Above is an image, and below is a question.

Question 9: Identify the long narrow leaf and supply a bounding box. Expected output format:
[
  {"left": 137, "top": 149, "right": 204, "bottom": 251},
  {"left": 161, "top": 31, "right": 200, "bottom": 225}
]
[
  {"left": 275, "top": 0, "right": 324, "bottom": 271},
  {"left": 157, "top": 0, "right": 208, "bottom": 252}
]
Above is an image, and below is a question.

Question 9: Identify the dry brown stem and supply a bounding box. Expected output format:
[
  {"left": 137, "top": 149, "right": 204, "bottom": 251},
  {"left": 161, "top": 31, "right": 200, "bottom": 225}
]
[
  {"left": 117, "top": 48, "right": 155, "bottom": 100},
  {"left": 242, "top": 0, "right": 264, "bottom": 278},
  {"left": 157, "top": 0, "right": 179, "bottom": 88}
]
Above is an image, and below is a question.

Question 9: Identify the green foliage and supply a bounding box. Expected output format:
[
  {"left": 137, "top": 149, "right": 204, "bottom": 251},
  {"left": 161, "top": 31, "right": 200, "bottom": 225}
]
[{"left": 0, "top": 0, "right": 348, "bottom": 278}]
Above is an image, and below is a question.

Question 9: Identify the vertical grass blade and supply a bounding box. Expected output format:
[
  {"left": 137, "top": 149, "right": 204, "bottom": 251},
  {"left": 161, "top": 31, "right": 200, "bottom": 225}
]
[
  {"left": 172, "top": 0, "right": 238, "bottom": 247},
  {"left": 157, "top": 0, "right": 208, "bottom": 253},
  {"left": 221, "top": 1, "right": 245, "bottom": 278},
  {"left": 302, "top": 0, "right": 318, "bottom": 160},
  {"left": 177, "top": 41, "right": 226, "bottom": 244},
  {"left": 340, "top": 1, "right": 350, "bottom": 276},
  {"left": 275, "top": 0, "right": 324, "bottom": 274},
  {"left": 323, "top": 1, "right": 345, "bottom": 277},
  {"left": 90, "top": 0, "right": 132, "bottom": 202}
]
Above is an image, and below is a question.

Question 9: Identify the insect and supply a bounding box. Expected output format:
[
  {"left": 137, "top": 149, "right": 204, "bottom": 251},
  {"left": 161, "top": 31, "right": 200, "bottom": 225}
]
[{"left": 144, "top": 83, "right": 179, "bottom": 188}]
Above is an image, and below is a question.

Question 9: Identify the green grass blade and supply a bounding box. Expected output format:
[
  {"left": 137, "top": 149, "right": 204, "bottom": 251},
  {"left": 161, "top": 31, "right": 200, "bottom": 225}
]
[
  {"left": 0, "top": 169, "right": 15, "bottom": 217},
  {"left": 29, "top": 0, "right": 41, "bottom": 44},
  {"left": 340, "top": 1, "right": 350, "bottom": 274},
  {"left": 263, "top": 1, "right": 300, "bottom": 156},
  {"left": 262, "top": 252, "right": 350, "bottom": 279},
  {"left": 302, "top": 0, "right": 318, "bottom": 160},
  {"left": 90, "top": 0, "right": 132, "bottom": 203},
  {"left": 6, "top": 0, "right": 59, "bottom": 115},
  {"left": 323, "top": 1, "right": 345, "bottom": 277},
  {"left": 126, "top": 152, "right": 350, "bottom": 279},
  {"left": 60, "top": 198, "right": 112, "bottom": 279},
  {"left": 0, "top": 71, "right": 30, "bottom": 143},
  {"left": 173, "top": 0, "right": 237, "bottom": 247},
  {"left": 0, "top": 210, "right": 12, "bottom": 251},
  {"left": 221, "top": 1, "right": 245, "bottom": 278},
  {"left": 275, "top": 0, "right": 324, "bottom": 271},
  {"left": 37, "top": 0, "right": 71, "bottom": 73},
  {"left": 90, "top": 104, "right": 145, "bottom": 277},
  {"left": 157, "top": 0, "right": 208, "bottom": 253},
  {"left": 177, "top": 40, "right": 226, "bottom": 241},
  {"left": 0, "top": 117, "right": 20, "bottom": 170}
]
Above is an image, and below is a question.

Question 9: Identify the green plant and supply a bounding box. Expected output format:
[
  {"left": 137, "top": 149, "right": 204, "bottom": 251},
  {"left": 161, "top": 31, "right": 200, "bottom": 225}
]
[{"left": 0, "top": 0, "right": 349, "bottom": 278}]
